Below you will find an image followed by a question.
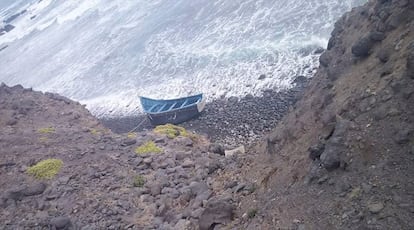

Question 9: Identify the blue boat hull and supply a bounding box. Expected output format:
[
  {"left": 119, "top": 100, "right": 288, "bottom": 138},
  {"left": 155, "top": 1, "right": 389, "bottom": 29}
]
[{"left": 140, "top": 94, "right": 205, "bottom": 126}]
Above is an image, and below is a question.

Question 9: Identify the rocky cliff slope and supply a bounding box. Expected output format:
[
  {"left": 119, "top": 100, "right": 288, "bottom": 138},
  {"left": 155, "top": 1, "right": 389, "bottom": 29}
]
[
  {"left": 0, "top": 84, "right": 250, "bottom": 229},
  {"left": 1, "top": 0, "right": 413, "bottom": 229},
  {"left": 229, "top": 0, "right": 414, "bottom": 229}
]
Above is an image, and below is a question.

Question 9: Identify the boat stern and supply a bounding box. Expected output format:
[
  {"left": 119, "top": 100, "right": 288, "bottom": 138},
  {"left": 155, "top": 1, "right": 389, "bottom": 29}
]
[{"left": 197, "top": 96, "right": 206, "bottom": 113}]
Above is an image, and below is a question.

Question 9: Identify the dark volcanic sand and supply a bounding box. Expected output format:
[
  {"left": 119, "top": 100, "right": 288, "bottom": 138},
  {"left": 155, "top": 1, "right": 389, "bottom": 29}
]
[{"left": 100, "top": 77, "right": 309, "bottom": 146}]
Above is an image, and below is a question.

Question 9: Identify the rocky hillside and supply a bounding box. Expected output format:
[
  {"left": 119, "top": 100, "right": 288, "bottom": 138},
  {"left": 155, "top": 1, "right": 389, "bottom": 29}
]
[
  {"left": 1, "top": 0, "right": 413, "bottom": 229},
  {"left": 229, "top": 0, "right": 414, "bottom": 229},
  {"left": 0, "top": 84, "right": 253, "bottom": 229}
]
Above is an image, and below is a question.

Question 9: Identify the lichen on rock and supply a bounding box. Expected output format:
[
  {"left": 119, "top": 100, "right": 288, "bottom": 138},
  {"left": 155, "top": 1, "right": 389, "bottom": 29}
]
[
  {"left": 154, "top": 123, "right": 189, "bottom": 139},
  {"left": 135, "top": 141, "right": 162, "bottom": 154},
  {"left": 26, "top": 159, "right": 63, "bottom": 179},
  {"left": 133, "top": 175, "right": 145, "bottom": 187},
  {"left": 37, "top": 127, "right": 55, "bottom": 134}
]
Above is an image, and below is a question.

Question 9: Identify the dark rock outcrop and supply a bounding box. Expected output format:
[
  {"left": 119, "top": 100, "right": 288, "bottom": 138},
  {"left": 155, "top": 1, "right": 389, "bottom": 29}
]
[
  {"left": 242, "top": 1, "right": 414, "bottom": 229},
  {"left": 199, "top": 197, "right": 235, "bottom": 230},
  {"left": 352, "top": 36, "right": 375, "bottom": 57}
]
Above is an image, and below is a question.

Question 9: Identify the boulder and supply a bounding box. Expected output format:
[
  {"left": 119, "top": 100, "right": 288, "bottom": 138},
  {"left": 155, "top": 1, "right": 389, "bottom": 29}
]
[
  {"left": 5, "top": 183, "right": 47, "bottom": 201},
  {"left": 149, "top": 183, "right": 162, "bottom": 196},
  {"left": 369, "top": 31, "right": 386, "bottom": 41},
  {"left": 320, "top": 137, "right": 343, "bottom": 171},
  {"left": 319, "top": 118, "right": 350, "bottom": 171},
  {"left": 199, "top": 197, "right": 235, "bottom": 230},
  {"left": 352, "top": 36, "right": 375, "bottom": 57},
  {"left": 209, "top": 143, "right": 225, "bottom": 155},
  {"left": 376, "top": 48, "right": 391, "bottom": 63},
  {"left": 319, "top": 52, "right": 331, "bottom": 67},
  {"left": 308, "top": 141, "right": 325, "bottom": 160},
  {"left": 313, "top": 47, "right": 325, "bottom": 54},
  {"left": 189, "top": 181, "right": 209, "bottom": 197},
  {"left": 22, "top": 183, "right": 47, "bottom": 196}
]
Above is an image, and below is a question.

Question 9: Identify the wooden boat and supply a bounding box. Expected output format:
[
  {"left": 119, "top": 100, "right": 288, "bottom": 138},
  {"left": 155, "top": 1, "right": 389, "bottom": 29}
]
[{"left": 139, "top": 94, "right": 206, "bottom": 125}]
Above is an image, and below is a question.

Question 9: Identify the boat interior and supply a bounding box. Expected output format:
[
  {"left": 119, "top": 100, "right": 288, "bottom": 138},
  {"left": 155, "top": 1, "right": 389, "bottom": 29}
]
[{"left": 146, "top": 97, "right": 202, "bottom": 113}]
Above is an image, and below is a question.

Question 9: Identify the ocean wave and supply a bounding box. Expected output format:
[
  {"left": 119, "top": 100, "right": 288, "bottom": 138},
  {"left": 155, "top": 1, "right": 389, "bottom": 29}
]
[{"left": 0, "top": 0, "right": 366, "bottom": 117}]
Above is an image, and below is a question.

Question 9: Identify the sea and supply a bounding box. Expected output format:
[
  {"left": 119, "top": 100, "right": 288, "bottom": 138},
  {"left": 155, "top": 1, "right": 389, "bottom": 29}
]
[{"left": 0, "top": 0, "right": 366, "bottom": 117}]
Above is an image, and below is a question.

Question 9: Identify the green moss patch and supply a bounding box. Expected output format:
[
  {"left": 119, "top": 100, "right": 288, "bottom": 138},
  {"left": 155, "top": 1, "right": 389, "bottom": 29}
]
[
  {"left": 26, "top": 159, "right": 63, "bottom": 179},
  {"left": 154, "top": 124, "right": 189, "bottom": 139},
  {"left": 248, "top": 209, "right": 257, "bottom": 219},
  {"left": 135, "top": 141, "right": 162, "bottom": 154},
  {"left": 37, "top": 127, "right": 55, "bottom": 134},
  {"left": 133, "top": 175, "right": 145, "bottom": 187}
]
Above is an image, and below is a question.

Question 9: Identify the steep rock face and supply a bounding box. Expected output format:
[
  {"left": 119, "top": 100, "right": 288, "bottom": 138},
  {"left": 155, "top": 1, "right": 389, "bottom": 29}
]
[{"left": 238, "top": 0, "right": 414, "bottom": 229}]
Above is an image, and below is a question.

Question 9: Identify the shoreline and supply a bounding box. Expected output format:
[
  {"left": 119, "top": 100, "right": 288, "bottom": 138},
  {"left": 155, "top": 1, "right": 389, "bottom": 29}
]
[{"left": 100, "top": 76, "right": 310, "bottom": 146}]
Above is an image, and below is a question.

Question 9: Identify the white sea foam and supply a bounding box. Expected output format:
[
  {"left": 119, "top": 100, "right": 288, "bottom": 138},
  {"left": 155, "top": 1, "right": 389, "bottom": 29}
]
[{"left": 0, "top": 0, "right": 367, "bottom": 118}]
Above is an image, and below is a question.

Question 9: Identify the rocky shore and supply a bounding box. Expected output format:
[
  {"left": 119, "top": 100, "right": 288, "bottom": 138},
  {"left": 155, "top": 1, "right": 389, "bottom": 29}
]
[{"left": 101, "top": 76, "right": 310, "bottom": 147}]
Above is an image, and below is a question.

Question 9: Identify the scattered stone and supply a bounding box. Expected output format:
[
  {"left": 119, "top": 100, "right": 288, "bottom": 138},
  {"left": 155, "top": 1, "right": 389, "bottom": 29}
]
[
  {"left": 395, "top": 129, "right": 412, "bottom": 144},
  {"left": 50, "top": 216, "right": 72, "bottom": 229},
  {"left": 189, "top": 182, "right": 209, "bottom": 197},
  {"left": 175, "top": 151, "right": 188, "bottom": 161},
  {"left": 150, "top": 184, "right": 162, "bottom": 196},
  {"left": 368, "top": 202, "right": 384, "bottom": 214},
  {"left": 121, "top": 139, "right": 136, "bottom": 146},
  {"left": 182, "top": 159, "right": 195, "bottom": 168},
  {"left": 175, "top": 219, "right": 192, "bottom": 229},
  {"left": 143, "top": 157, "right": 153, "bottom": 164},
  {"left": 224, "top": 145, "right": 245, "bottom": 158}
]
